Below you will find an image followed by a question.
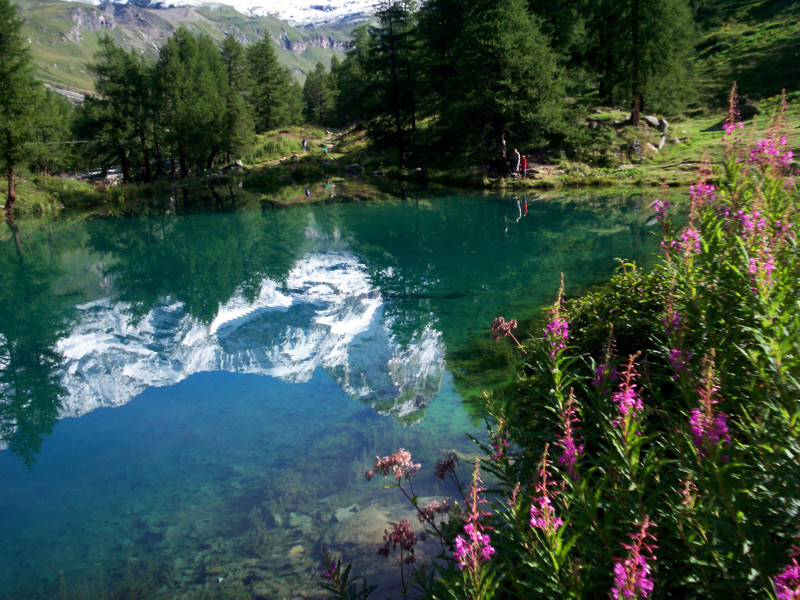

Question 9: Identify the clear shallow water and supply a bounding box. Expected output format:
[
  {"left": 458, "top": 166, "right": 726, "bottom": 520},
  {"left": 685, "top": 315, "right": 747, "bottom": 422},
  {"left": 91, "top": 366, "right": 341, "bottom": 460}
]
[{"left": 0, "top": 190, "right": 664, "bottom": 599}]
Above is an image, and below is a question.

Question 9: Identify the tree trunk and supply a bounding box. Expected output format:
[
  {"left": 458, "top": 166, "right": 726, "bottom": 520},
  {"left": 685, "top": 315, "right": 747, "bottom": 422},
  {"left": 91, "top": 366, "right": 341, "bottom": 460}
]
[
  {"left": 5, "top": 166, "right": 16, "bottom": 215},
  {"left": 630, "top": 0, "right": 642, "bottom": 126}
]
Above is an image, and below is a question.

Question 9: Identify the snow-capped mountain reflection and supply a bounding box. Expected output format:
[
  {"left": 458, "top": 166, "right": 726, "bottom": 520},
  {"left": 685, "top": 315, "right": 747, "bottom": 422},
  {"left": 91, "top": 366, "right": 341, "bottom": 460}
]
[{"left": 56, "top": 250, "right": 445, "bottom": 422}]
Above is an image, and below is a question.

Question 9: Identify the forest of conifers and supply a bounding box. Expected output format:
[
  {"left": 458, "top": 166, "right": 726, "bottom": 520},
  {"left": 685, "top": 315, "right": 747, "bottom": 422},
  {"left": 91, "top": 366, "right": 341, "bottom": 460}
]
[{"left": 0, "top": 0, "right": 735, "bottom": 203}]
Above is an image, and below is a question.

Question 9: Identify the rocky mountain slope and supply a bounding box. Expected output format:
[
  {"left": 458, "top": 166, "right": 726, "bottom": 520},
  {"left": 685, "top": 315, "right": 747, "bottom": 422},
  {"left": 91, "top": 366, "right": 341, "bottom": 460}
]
[{"left": 16, "top": 0, "right": 363, "bottom": 92}]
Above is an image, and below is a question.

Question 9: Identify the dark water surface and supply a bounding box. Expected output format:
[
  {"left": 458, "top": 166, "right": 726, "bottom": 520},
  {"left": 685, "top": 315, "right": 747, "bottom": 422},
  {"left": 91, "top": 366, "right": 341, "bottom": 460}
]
[{"left": 0, "top": 191, "right": 664, "bottom": 599}]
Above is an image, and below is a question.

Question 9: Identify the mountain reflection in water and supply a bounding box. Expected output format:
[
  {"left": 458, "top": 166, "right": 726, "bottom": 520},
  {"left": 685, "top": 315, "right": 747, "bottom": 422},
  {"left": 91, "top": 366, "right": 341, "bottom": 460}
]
[
  {"left": 0, "top": 191, "right": 668, "bottom": 599},
  {"left": 57, "top": 250, "right": 445, "bottom": 423}
]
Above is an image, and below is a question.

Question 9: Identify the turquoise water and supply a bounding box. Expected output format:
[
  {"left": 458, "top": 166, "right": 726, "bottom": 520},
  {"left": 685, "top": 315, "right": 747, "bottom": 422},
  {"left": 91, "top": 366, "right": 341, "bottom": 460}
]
[{"left": 0, "top": 191, "right": 664, "bottom": 599}]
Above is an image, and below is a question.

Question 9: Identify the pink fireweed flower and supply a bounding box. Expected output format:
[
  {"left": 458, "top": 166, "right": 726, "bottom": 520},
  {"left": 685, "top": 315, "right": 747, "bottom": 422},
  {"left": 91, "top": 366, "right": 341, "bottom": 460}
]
[
  {"left": 737, "top": 209, "right": 766, "bottom": 237},
  {"left": 678, "top": 227, "right": 701, "bottom": 254},
  {"left": 490, "top": 418, "right": 510, "bottom": 459},
  {"left": 545, "top": 273, "right": 569, "bottom": 359},
  {"left": 652, "top": 197, "right": 671, "bottom": 220},
  {"left": 748, "top": 137, "right": 794, "bottom": 170},
  {"left": 775, "top": 557, "right": 800, "bottom": 599},
  {"left": 324, "top": 560, "right": 336, "bottom": 579},
  {"left": 668, "top": 347, "right": 691, "bottom": 377},
  {"left": 690, "top": 353, "right": 731, "bottom": 459},
  {"left": 593, "top": 329, "right": 618, "bottom": 394},
  {"left": 453, "top": 459, "right": 495, "bottom": 571},
  {"left": 611, "top": 516, "right": 658, "bottom": 600},
  {"left": 688, "top": 182, "right": 716, "bottom": 208},
  {"left": 749, "top": 248, "right": 777, "bottom": 293},
  {"left": 612, "top": 353, "right": 644, "bottom": 427},
  {"left": 366, "top": 448, "right": 421, "bottom": 481},
  {"left": 556, "top": 389, "right": 584, "bottom": 481},
  {"left": 530, "top": 447, "right": 564, "bottom": 534},
  {"left": 661, "top": 309, "right": 682, "bottom": 336}
]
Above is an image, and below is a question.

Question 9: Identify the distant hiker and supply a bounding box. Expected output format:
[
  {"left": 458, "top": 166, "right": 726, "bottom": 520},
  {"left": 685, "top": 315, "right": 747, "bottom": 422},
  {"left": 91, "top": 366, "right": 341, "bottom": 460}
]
[
  {"left": 305, "top": 185, "right": 310, "bottom": 197},
  {"left": 302, "top": 139, "right": 307, "bottom": 151},
  {"left": 513, "top": 148, "right": 521, "bottom": 174},
  {"left": 521, "top": 155, "right": 528, "bottom": 178}
]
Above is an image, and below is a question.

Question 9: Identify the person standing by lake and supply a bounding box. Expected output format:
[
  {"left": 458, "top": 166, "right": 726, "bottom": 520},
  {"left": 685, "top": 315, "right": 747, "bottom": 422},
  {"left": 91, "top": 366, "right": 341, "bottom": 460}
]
[{"left": 513, "top": 148, "right": 521, "bottom": 175}]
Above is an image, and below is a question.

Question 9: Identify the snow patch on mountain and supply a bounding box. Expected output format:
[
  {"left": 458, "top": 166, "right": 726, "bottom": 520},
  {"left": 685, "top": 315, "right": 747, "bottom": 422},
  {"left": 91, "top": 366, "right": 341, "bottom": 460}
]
[{"left": 77, "top": 0, "right": 377, "bottom": 26}]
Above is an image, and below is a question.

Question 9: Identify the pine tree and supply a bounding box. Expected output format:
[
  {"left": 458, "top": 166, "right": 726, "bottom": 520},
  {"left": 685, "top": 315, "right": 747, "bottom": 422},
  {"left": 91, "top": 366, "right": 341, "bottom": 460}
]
[{"left": 0, "top": 0, "right": 41, "bottom": 213}]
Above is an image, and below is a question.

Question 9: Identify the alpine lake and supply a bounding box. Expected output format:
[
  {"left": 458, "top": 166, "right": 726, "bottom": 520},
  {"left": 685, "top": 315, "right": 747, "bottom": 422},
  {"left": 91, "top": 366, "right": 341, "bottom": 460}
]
[{"left": 0, "top": 185, "right": 670, "bottom": 600}]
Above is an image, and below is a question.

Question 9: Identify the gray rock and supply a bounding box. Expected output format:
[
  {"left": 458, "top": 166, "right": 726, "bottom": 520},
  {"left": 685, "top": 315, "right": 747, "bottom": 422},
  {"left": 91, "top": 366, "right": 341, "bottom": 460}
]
[
  {"left": 630, "top": 139, "right": 644, "bottom": 157},
  {"left": 657, "top": 135, "right": 666, "bottom": 150},
  {"left": 645, "top": 142, "right": 659, "bottom": 153},
  {"left": 643, "top": 115, "right": 660, "bottom": 129},
  {"left": 658, "top": 118, "right": 669, "bottom": 132},
  {"left": 346, "top": 163, "right": 362, "bottom": 174}
]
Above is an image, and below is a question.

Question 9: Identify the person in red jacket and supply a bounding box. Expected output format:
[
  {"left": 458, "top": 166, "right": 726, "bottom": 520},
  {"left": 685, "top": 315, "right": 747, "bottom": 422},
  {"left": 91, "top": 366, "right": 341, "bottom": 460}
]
[{"left": 521, "top": 155, "right": 528, "bottom": 178}]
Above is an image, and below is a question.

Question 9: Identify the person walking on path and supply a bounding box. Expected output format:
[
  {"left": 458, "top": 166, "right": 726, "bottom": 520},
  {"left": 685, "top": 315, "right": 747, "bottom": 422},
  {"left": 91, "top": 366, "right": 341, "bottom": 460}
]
[{"left": 302, "top": 139, "right": 307, "bottom": 151}]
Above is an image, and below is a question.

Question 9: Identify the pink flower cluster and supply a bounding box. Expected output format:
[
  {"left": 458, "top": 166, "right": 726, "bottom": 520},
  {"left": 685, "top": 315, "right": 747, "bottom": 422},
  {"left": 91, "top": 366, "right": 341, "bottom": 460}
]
[
  {"left": 748, "top": 253, "right": 776, "bottom": 292},
  {"left": 378, "top": 519, "right": 417, "bottom": 563},
  {"left": 737, "top": 209, "right": 766, "bottom": 237},
  {"left": 530, "top": 451, "right": 564, "bottom": 534},
  {"left": 366, "top": 448, "right": 421, "bottom": 481},
  {"left": 453, "top": 460, "right": 495, "bottom": 571},
  {"left": 653, "top": 197, "right": 671, "bottom": 220},
  {"left": 556, "top": 391, "right": 584, "bottom": 481},
  {"left": 612, "top": 355, "right": 644, "bottom": 426},
  {"left": 689, "top": 182, "right": 717, "bottom": 207},
  {"left": 611, "top": 517, "right": 658, "bottom": 599},
  {"left": 690, "top": 358, "right": 731, "bottom": 459},
  {"left": 748, "top": 137, "right": 793, "bottom": 169},
  {"left": 490, "top": 316, "right": 518, "bottom": 342},
  {"left": 546, "top": 318, "right": 569, "bottom": 358},
  {"left": 678, "top": 227, "right": 701, "bottom": 254},
  {"left": 668, "top": 347, "right": 691, "bottom": 377},
  {"left": 775, "top": 557, "right": 800, "bottom": 599},
  {"left": 722, "top": 120, "right": 744, "bottom": 139},
  {"left": 689, "top": 409, "right": 730, "bottom": 454}
]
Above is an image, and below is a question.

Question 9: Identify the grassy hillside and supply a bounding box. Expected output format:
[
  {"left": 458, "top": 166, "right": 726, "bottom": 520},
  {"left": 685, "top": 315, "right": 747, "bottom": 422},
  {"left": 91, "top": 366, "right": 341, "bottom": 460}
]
[
  {"left": 696, "top": 0, "right": 800, "bottom": 104},
  {"left": 16, "top": 0, "right": 352, "bottom": 92}
]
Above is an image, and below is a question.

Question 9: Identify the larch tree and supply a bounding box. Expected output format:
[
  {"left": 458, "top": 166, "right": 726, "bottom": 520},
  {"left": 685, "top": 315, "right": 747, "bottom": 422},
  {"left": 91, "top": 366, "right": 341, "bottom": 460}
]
[
  {"left": 587, "top": 0, "right": 695, "bottom": 123},
  {"left": 367, "top": 0, "right": 420, "bottom": 168},
  {"left": 420, "top": 0, "right": 568, "bottom": 165},
  {"left": 0, "top": 0, "right": 41, "bottom": 214},
  {"left": 246, "top": 37, "right": 296, "bottom": 133},
  {"left": 219, "top": 34, "right": 254, "bottom": 163}
]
